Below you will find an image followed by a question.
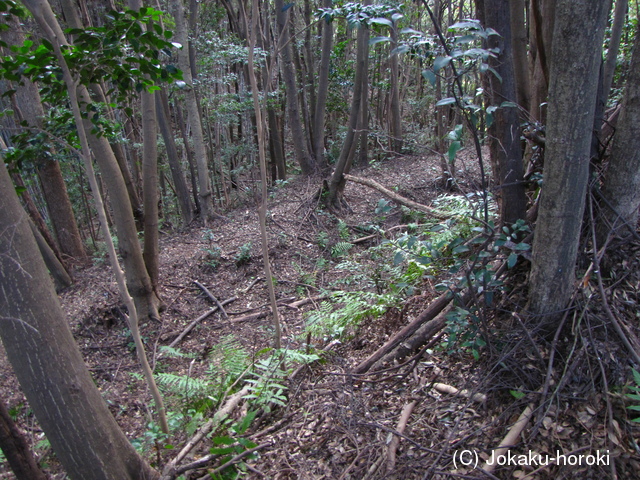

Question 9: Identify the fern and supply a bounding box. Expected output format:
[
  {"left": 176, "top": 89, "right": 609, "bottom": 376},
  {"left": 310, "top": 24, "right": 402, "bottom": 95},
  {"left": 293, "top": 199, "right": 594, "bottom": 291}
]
[
  {"left": 154, "top": 372, "right": 211, "bottom": 398},
  {"left": 305, "top": 290, "right": 397, "bottom": 340},
  {"left": 331, "top": 241, "right": 353, "bottom": 258}
]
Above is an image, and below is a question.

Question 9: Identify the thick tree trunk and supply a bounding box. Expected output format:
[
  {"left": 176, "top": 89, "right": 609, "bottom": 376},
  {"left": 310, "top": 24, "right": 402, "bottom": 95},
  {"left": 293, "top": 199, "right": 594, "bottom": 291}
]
[
  {"left": 528, "top": 0, "right": 609, "bottom": 321},
  {"left": 0, "top": 158, "right": 159, "bottom": 480},
  {"left": 156, "top": 88, "right": 194, "bottom": 226},
  {"left": 510, "top": 0, "right": 531, "bottom": 111},
  {"left": 171, "top": 0, "right": 214, "bottom": 222},
  {"left": 482, "top": 0, "right": 527, "bottom": 224},
  {"left": 598, "top": 22, "right": 640, "bottom": 243},
  {"left": 275, "top": 0, "right": 316, "bottom": 175}
]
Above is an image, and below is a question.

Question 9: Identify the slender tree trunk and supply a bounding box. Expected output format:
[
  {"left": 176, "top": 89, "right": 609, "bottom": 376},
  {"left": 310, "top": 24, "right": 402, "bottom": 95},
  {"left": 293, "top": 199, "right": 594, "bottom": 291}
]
[
  {"left": 603, "top": 0, "right": 628, "bottom": 103},
  {"left": 1, "top": 16, "right": 87, "bottom": 265},
  {"left": 171, "top": 0, "right": 214, "bottom": 222},
  {"left": 157, "top": 88, "right": 194, "bottom": 225},
  {"left": 482, "top": 0, "right": 527, "bottom": 224},
  {"left": 128, "top": 0, "right": 159, "bottom": 289},
  {"left": 27, "top": 0, "right": 160, "bottom": 320},
  {"left": 529, "top": 0, "right": 556, "bottom": 122},
  {"left": 0, "top": 158, "right": 159, "bottom": 480},
  {"left": 312, "top": 0, "right": 333, "bottom": 171},
  {"left": 389, "top": 22, "right": 402, "bottom": 154},
  {"left": 327, "top": 20, "right": 369, "bottom": 208},
  {"left": 275, "top": 0, "right": 316, "bottom": 175},
  {"left": 528, "top": 0, "right": 609, "bottom": 321},
  {"left": 28, "top": 217, "right": 72, "bottom": 292},
  {"left": 598, "top": 22, "right": 640, "bottom": 244},
  {"left": 0, "top": 397, "right": 48, "bottom": 480}
]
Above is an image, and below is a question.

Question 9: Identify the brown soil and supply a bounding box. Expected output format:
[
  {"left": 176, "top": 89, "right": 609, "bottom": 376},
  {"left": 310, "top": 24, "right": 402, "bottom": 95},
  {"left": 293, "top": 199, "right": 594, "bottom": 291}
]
[{"left": 1, "top": 153, "right": 639, "bottom": 480}]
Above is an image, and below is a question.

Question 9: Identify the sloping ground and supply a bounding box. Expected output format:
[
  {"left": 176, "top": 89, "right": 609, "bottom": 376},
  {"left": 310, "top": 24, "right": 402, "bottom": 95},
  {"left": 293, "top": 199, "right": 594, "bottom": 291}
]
[{"left": 1, "top": 153, "right": 639, "bottom": 479}]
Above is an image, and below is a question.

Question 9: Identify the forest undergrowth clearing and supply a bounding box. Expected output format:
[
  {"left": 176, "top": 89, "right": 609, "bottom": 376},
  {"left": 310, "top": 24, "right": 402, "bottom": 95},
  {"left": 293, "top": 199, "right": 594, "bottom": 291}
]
[{"left": 1, "top": 152, "right": 639, "bottom": 479}]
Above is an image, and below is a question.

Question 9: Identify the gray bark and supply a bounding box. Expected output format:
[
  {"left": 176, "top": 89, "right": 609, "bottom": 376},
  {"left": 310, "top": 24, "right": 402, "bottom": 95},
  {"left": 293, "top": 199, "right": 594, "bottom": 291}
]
[
  {"left": 156, "top": 88, "right": 194, "bottom": 226},
  {"left": 171, "top": 0, "right": 214, "bottom": 222},
  {"left": 275, "top": 0, "right": 316, "bottom": 175},
  {"left": 0, "top": 158, "right": 158, "bottom": 480},
  {"left": 528, "top": 0, "right": 609, "bottom": 321},
  {"left": 483, "top": 0, "right": 527, "bottom": 224},
  {"left": 598, "top": 22, "right": 640, "bottom": 243}
]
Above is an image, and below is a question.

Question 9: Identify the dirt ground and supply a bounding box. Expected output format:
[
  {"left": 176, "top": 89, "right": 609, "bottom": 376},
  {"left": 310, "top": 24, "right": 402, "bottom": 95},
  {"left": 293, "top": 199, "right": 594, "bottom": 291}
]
[{"left": 1, "top": 152, "right": 639, "bottom": 479}]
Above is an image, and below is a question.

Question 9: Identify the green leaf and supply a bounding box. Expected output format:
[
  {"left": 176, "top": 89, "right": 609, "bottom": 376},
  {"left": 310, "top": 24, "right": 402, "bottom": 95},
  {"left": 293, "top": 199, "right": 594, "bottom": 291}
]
[
  {"left": 369, "top": 36, "right": 390, "bottom": 46},
  {"left": 433, "top": 55, "right": 451, "bottom": 73},
  {"left": 393, "top": 250, "right": 404, "bottom": 266},
  {"left": 507, "top": 252, "right": 518, "bottom": 269},
  {"left": 448, "top": 141, "right": 461, "bottom": 163},
  {"left": 436, "top": 97, "right": 456, "bottom": 107},
  {"left": 422, "top": 69, "right": 436, "bottom": 86},
  {"left": 370, "top": 17, "right": 393, "bottom": 27}
]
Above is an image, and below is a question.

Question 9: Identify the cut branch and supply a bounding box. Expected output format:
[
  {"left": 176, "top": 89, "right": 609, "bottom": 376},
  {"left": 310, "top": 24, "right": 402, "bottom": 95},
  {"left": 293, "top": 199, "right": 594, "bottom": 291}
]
[{"left": 344, "top": 174, "right": 451, "bottom": 220}]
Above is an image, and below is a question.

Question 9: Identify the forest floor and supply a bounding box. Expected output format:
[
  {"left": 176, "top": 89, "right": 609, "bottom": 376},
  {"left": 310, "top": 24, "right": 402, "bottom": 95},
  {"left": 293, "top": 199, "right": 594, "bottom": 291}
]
[{"left": 1, "top": 152, "right": 640, "bottom": 480}]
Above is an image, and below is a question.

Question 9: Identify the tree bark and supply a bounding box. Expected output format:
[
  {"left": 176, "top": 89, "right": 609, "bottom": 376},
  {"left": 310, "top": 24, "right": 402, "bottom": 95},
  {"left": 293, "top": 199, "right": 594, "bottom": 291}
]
[
  {"left": 602, "top": 0, "right": 628, "bottom": 103},
  {"left": 0, "top": 396, "right": 48, "bottom": 480},
  {"left": 528, "top": 0, "right": 609, "bottom": 321},
  {"left": 389, "top": 22, "right": 402, "bottom": 154},
  {"left": 312, "top": 0, "right": 333, "bottom": 171},
  {"left": 509, "top": 0, "right": 531, "bottom": 111},
  {"left": 0, "top": 158, "right": 159, "bottom": 480},
  {"left": 275, "top": 0, "right": 316, "bottom": 175},
  {"left": 598, "top": 22, "right": 640, "bottom": 243},
  {"left": 528, "top": 0, "right": 556, "bottom": 122},
  {"left": 156, "top": 88, "right": 194, "bottom": 226},
  {"left": 327, "top": 20, "right": 369, "bottom": 208},
  {"left": 25, "top": 0, "right": 160, "bottom": 320},
  {"left": 482, "top": 0, "right": 527, "bottom": 224},
  {"left": 1, "top": 15, "right": 87, "bottom": 264},
  {"left": 171, "top": 0, "right": 215, "bottom": 222}
]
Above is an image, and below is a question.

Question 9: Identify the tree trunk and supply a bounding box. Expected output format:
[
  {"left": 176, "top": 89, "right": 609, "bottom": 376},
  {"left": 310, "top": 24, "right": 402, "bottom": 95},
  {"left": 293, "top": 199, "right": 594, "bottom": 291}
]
[
  {"left": 312, "top": 0, "right": 333, "bottom": 171},
  {"left": 0, "top": 158, "right": 159, "bottom": 480},
  {"left": 275, "top": 0, "right": 316, "bottom": 175},
  {"left": 0, "top": 396, "right": 48, "bottom": 480},
  {"left": 602, "top": 0, "right": 628, "bottom": 103},
  {"left": 598, "top": 22, "right": 640, "bottom": 243},
  {"left": 327, "top": 20, "right": 369, "bottom": 208},
  {"left": 510, "top": 0, "right": 531, "bottom": 111},
  {"left": 25, "top": 0, "right": 160, "bottom": 320},
  {"left": 529, "top": 0, "right": 556, "bottom": 122},
  {"left": 1, "top": 16, "right": 87, "bottom": 265},
  {"left": 389, "top": 22, "right": 402, "bottom": 154},
  {"left": 156, "top": 88, "right": 194, "bottom": 226},
  {"left": 29, "top": 217, "right": 73, "bottom": 292},
  {"left": 171, "top": 0, "right": 214, "bottom": 222},
  {"left": 482, "top": 0, "right": 527, "bottom": 224},
  {"left": 528, "top": 0, "right": 609, "bottom": 321}
]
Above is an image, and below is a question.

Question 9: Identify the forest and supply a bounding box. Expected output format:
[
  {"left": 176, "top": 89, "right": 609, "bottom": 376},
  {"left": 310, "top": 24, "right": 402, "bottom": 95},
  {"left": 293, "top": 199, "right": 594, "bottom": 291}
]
[{"left": 1, "top": 0, "right": 640, "bottom": 478}]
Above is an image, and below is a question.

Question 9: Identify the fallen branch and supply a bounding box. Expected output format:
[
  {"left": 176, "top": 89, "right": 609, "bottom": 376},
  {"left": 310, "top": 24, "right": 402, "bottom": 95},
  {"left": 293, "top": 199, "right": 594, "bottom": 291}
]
[
  {"left": 161, "top": 386, "right": 251, "bottom": 480},
  {"left": 482, "top": 399, "right": 536, "bottom": 474},
  {"left": 353, "top": 292, "right": 453, "bottom": 374},
  {"left": 167, "top": 296, "right": 237, "bottom": 349},
  {"left": 194, "top": 280, "right": 229, "bottom": 319},
  {"left": 431, "top": 382, "right": 486, "bottom": 403},
  {"left": 344, "top": 174, "right": 451, "bottom": 220}
]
